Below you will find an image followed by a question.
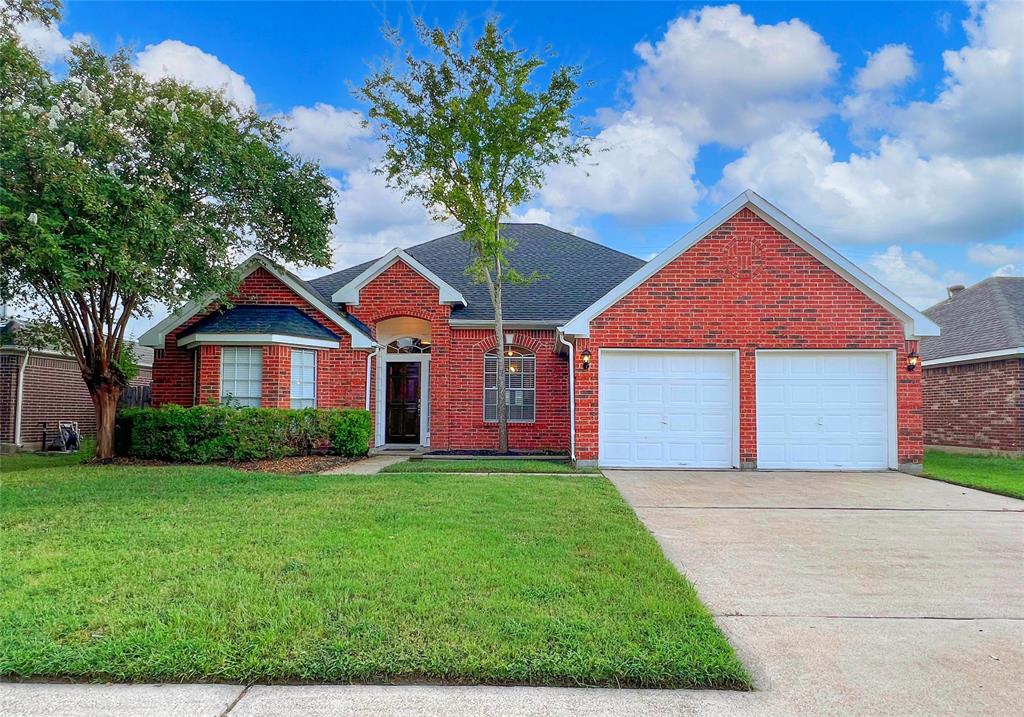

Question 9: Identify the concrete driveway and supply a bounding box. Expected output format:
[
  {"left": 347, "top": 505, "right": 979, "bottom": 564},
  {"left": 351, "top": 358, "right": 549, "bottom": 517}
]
[{"left": 607, "top": 469, "right": 1024, "bottom": 716}]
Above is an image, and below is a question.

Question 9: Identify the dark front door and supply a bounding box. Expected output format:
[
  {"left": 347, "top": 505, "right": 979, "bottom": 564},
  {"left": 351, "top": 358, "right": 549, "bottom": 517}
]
[{"left": 385, "top": 362, "right": 421, "bottom": 444}]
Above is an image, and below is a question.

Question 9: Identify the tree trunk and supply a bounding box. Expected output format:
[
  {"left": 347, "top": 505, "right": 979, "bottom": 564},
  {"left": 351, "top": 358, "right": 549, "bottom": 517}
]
[
  {"left": 89, "top": 381, "right": 122, "bottom": 460},
  {"left": 493, "top": 290, "right": 508, "bottom": 454}
]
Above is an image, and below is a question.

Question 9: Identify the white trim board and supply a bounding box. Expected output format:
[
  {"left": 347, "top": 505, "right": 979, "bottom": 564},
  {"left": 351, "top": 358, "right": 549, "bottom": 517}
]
[
  {"left": 921, "top": 347, "right": 1024, "bottom": 367},
  {"left": 177, "top": 333, "right": 339, "bottom": 350},
  {"left": 331, "top": 248, "right": 467, "bottom": 307},
  {"left": 560, "top": 190, "right": 940, "bottom": 341},
  {"left": 138, "top": 253, "right": 374, "bottom": 350}
]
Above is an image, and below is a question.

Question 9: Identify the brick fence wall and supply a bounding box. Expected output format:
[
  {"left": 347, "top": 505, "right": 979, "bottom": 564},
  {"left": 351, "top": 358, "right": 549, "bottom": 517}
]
[{"left": 923, "top": 358, "right": 1023, "bottom": 453}]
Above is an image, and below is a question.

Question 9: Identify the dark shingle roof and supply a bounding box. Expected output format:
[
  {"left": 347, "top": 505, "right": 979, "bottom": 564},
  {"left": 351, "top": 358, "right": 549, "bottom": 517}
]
[
  {"left": 309, "top": 224, "right": 646, "bottom": 322},
  {"left": 180, "top": 305, "right": 340, "bottom": 341},
  {"left": 921, "top": 277, "right": 1024, "bottom": 361}
]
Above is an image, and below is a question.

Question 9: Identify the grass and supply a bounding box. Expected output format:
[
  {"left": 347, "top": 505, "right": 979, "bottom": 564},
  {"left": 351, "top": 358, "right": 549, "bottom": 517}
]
[
  {"left": 0, "top": 465, "right": 748, "bottom": 688},
  {"left": 0, "top": 439, "right": 95, "bottom": 473},
  {"left": 923, "top": 449, "right": 1024, "bottom": 500},
  {"left": 381, "top": 459, "right": 599, "bottom": 474}
]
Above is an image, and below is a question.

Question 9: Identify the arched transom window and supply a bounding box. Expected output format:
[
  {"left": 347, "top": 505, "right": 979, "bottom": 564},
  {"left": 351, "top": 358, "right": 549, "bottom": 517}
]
[
  {"left": 386, "top": 337, "right": 431, "bottom": 354},
  {"left": 484, "top": 347, "right": 535, "bottom": 422}
]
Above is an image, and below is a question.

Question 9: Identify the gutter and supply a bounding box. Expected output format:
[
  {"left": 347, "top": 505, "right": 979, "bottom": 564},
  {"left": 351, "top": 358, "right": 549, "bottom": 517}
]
[
  {"left": 556, "top": 331, "right": 576, "bottom": 462},
  {"left": 13, "top": 348, "right": 30, "bottom": 447}
]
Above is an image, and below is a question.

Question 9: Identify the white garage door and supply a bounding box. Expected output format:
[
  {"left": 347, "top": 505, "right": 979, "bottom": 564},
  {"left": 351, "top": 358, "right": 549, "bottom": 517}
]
[
  {"left": 756, "top": 351, "right": 893, "bottom": 470},
  {"left": 599, "top": 350, "right": 737, "bottom": 468}
]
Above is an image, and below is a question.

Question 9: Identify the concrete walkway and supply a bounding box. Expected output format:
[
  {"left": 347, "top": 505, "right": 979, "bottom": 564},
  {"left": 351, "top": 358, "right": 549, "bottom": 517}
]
[
  {"left": 4, "top": 471, "right": 1022, "bottom": 716},
  {"left": 319, "top": 455, "right": 406, "bottom": 475}
]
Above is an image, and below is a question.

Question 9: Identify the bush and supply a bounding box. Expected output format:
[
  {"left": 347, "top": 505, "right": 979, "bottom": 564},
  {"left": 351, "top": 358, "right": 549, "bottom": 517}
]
[{"left": 116, "top": 406, "right": 372, "bottom": 462}]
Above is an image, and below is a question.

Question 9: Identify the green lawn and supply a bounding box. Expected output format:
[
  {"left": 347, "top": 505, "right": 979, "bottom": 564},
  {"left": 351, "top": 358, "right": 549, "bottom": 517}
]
[
  {"left": 923, "top": 450, "right": 1024, "bottom": 500},
  {"left": 0, "top": 439, "right": 95, "bottom": 473},
  {"left": 381, "top": 459, "right": 599, "bottom": 474},
  {"left": 0, "top": 465, "right": 748, "bottom": 688}
]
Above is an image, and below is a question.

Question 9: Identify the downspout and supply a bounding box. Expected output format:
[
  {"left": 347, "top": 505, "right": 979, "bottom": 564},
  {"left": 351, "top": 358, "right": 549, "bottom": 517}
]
[
  {"left": 13, "top": 348, "right": 30, "bottom": 447},
  {"left": 556, "top": 330, "right": 576, "bottom": 462}
]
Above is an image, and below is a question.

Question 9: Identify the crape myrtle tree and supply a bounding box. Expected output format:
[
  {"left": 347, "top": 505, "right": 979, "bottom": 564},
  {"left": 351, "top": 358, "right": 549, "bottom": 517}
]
[
  {"left": 0, "top": 7, "right": 336, "bottom": 459},
  {"left": 361, "top": 19, "right": 588, "bottom": 453}
]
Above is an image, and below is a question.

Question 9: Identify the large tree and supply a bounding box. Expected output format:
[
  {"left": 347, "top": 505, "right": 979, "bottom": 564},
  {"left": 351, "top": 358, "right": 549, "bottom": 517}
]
[
  {"left": 362, "top": 19, "right": 588, "bottom": 452},
  {"left": 0, "top": 11, "right": 336, "bottom": 459}
]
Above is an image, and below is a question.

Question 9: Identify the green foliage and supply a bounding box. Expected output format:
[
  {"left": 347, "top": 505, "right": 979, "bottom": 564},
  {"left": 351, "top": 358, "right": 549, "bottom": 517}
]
[
  {"left": 116, "top": 406, "right": 372, "bottom": 462},
  {"left": 0, "top": 23, "right": 336, "bottom": 458},
  {"left": 924, "top": 450, "right": 1024, "bottom": 500}
]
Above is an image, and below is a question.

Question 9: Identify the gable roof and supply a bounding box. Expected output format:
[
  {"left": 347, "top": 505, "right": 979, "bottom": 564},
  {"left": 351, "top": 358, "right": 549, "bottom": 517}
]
[
  {"left": 138, "top": 254, "right": 375, "bottom": 349},
  {"left": 330, "top": 248, "right": 467, "bottom": 306},
  {"left": 559, "top": 190, "right": 941, "bottom": 340},
  {"left": 920, "top": 277, "right": 1024, "bottom": 363},
  {"left": 309, "top": 224, "right": 646, "bottom": 323}
]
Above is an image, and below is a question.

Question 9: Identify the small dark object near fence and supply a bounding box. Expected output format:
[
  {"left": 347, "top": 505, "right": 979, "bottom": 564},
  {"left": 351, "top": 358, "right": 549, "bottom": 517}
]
[
  {"left": 39, "top": 421, "right": 81, "bottom": 452},
  {"left": 119, "top": 384, "right": 152, "bottom": 408}
]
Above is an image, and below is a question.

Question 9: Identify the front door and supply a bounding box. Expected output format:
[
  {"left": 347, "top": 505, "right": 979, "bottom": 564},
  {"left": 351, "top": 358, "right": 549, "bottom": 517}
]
[{"left": 385, "top": 361, "right": 421, "bottom": 444}]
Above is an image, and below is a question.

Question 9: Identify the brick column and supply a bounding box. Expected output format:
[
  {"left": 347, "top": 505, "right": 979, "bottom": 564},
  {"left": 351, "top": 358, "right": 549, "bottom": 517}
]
[
  {"left": 261, "top": 345, "right": 291, "bottom": 408},
  {"left": 196, "top": 345, "right": 221, "bottom": 405}
]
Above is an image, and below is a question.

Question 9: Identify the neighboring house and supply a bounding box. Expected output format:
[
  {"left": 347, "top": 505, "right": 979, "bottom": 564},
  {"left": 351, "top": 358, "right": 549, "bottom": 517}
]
[
  {"left": 0, "top": 320, "right": 154, "bottom": 450},
  {"left": 141, "top": 190, "right": 939, "bottom": 471},
  {"left": 920, "top": 277, "right": 1023, "bottom": 456}
]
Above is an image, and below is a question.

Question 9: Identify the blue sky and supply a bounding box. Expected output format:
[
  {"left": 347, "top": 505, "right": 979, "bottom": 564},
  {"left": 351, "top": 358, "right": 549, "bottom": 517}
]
[{"left": 19, "top": 1, "right": 1024, "bottom": 322}]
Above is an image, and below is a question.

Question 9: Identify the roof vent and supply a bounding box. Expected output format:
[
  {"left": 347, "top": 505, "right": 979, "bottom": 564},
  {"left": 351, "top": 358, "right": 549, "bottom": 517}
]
[{"left": 946, "top": 284, "right": 965, "bottom": 299}]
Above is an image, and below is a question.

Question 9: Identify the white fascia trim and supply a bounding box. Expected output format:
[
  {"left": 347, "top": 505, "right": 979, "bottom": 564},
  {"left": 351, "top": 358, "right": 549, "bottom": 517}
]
[
  {"left": 560, "top": 189, "right": 941, "bottom": 340},
  {"left": 330, "top": 248, "right": 467, "bottom": 307},
  {"left": 177, "top": 333, "right": 340, "bottom": 349},
  {"left": 448, "top": 319, "right": 562, "bottom": 329},
  {"left": 138, "top": 253, "right": 375, "bottom": 350},
  {"left": 922, "top": 347, "right": 1024, "bottom": 367}
]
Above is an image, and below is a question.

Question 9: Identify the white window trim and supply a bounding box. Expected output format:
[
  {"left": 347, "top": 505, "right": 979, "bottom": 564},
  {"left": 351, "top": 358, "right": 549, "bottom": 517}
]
[
  {"left": 483, "top": 349, "right": 537, "bottom": 424},
  {"left": 221, "top": 346, "right": 263, "bottom": 407},
  {"left": 179, "top": 333, "right": 339, "bottom": 349},
  {"left": 290, "top": 349, "right": 317, "bottom": 409}
]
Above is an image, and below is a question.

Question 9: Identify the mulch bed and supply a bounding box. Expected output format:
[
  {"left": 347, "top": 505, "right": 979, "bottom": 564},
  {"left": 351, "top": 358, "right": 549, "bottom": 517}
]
[{"left": 103, "top": 454, "right": 358, "bottom": 475}]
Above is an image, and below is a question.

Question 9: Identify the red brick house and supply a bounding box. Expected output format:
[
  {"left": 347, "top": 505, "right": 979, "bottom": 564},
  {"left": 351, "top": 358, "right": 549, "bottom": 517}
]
[
  {"left": 141, "top": 191, "right": 939, "bottom": 472},
  {"left": 0, "top": 320, "right": 154, "bottom": 450},
  {"left": 921, "top": 278, "right": 1023, "bottom": 456}
]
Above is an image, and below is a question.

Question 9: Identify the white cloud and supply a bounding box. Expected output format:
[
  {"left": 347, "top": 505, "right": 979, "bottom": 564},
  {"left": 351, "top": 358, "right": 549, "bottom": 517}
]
[
  {"left": 967, "top": 242, "right": 1024, "bottom": 266},
  {"left": 629, "top": 4, "right": 838, "bottom": 146},
  {"left": 992, "top": 263, "right": 1021, "bottom": 277},
  {"left": 892, "top": 0, "right": 1024, "bottom": 157},
  {"left": 854, "top": 44, "right": 915, "bottom": 93},
  {"left": 540, "top": 114, "right": 701, "bottom": 224},
  {"left": 716, "top": 127, "right": 1024, "bottom": 244},
  {"left": 282, "top": 104, "right": 375, "bottom": 171},
  {"left": 135, "top": 40, "right": 256, "bottom": 109},
  {"left": 16, "top": 19, "right": 88, "bottom": 64},
  {"left": 867, "top": 245, "right": 966, "bottom": 309}
]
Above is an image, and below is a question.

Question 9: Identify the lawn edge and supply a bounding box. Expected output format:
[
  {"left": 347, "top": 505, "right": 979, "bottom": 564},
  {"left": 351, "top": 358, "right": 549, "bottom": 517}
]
[{"left": 920, "top": 473, "right": 1024, "bottom": 501}]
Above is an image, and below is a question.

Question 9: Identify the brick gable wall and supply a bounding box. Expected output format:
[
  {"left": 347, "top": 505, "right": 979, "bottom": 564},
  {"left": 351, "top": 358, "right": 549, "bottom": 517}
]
[
  {"left": 572, "top": 208, "right": 922, "bottom": 466},
  {"left": 923, "top": 359, "right": 1023, "bottom": 453},
  {"left": 152, "top": 267, "right": 365, "bottom": 411}
]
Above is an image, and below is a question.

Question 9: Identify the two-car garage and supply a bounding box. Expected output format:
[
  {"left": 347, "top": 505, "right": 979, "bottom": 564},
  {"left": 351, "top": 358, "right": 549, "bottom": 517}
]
[{"left": 597, "top": 349, "right": 896, "bottom": 470}]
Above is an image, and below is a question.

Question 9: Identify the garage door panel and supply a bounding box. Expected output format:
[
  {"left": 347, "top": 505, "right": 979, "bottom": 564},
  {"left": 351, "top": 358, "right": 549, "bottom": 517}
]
[
  {"left": 756, "top": 352, "right": 892, "bottom": 470},
  {"left": 600, "top": 351, "right": 736, "bottom": 468}
]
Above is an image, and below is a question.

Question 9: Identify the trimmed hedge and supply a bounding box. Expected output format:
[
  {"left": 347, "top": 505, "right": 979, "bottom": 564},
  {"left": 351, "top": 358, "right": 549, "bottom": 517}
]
[{"left": 115, "top": 406, "right": 372, "bottom": 462}]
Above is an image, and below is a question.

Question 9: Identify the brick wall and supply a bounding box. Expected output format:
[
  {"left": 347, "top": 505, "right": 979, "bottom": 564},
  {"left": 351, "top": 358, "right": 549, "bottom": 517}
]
[
  {"left": 0, "top": 351, "right": 152, "bottom": 445},
  {"left": 923, "top": 358, "right": 1023, "bottom": 453},
  {"left": 572, "top": 208, "right": 922, "bottom": 466},
  {"left": 152, "top": 267, "right": 366, "bottom": 411},
  {"left": 445, "top": 329, "right": 570, "bottom": 451}
]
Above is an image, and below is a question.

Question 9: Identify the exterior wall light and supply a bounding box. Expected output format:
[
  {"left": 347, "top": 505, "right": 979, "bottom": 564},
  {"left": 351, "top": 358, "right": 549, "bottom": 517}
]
[
  {"left": 581, "top": 349, "right": 592, "bottom": 370},
  {"left": 906, "top": 351, "right": 919, "bottom": 372}
]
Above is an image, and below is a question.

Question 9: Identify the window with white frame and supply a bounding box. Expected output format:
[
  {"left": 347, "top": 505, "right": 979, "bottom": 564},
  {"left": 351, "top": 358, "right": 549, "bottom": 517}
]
[
  {"left": 484, "top": 347, "right": 535, "bottom": 422},
  {"left": 290, "top": 349, "right": 317, "bottom": 408},
  {"left": 221, "top": 347, "right": 262, "bottom": 407}
]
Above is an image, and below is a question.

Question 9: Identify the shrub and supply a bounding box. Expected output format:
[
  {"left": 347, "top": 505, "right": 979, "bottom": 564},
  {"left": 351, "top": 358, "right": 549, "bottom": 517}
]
[{"left": 115, "top": 406, "right": 372, "bottom": 462}]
